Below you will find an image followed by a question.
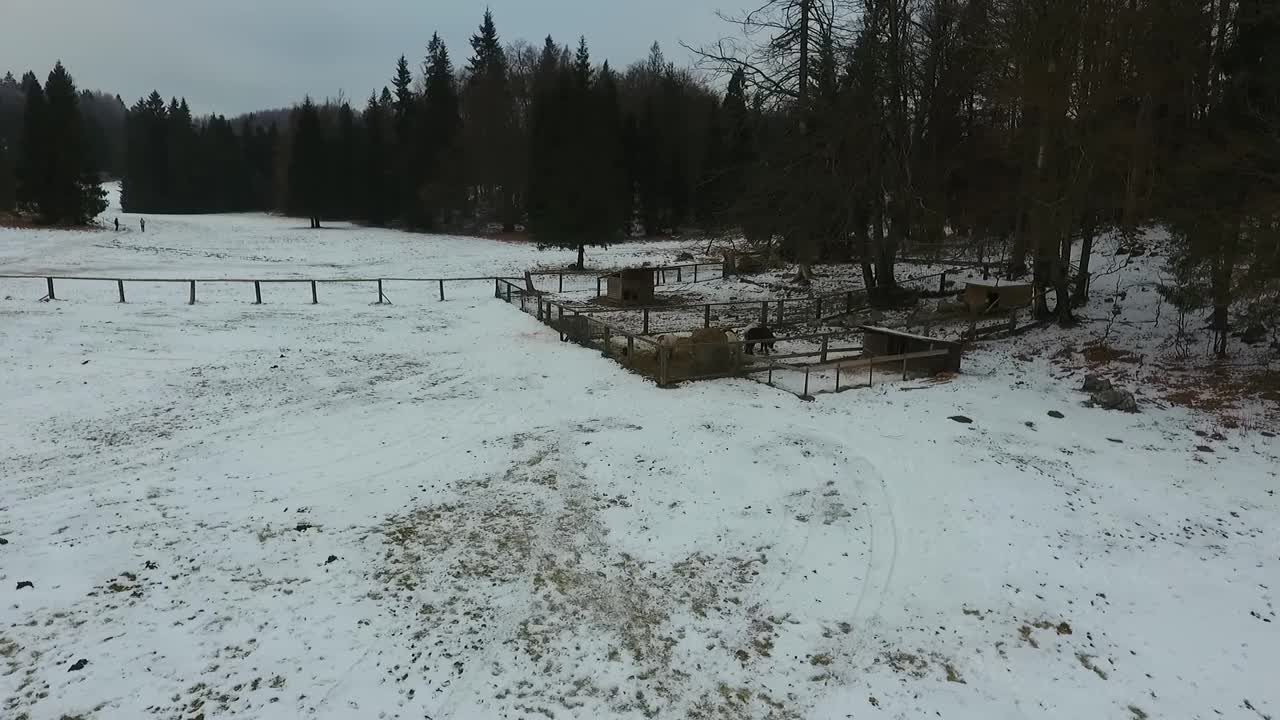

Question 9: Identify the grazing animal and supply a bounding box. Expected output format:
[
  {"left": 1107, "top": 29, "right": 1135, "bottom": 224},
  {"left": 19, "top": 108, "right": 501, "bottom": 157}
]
[{"left": 743, "top": 325, "right": 777, "bottom": 355}]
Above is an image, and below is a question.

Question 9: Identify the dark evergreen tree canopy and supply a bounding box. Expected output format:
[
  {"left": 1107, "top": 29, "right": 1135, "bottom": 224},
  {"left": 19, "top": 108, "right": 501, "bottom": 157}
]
[
  {"left": 287, "top": 96, "right": 326, "bottom": 227},
  {"left": 13, "top": 62, "right": 105, "bottom": 224}
]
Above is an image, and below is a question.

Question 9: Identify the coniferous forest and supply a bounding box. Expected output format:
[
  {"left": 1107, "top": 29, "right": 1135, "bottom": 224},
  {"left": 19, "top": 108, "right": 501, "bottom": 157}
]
[{"left": 1, "top": 3, "right": 1278, "bottom": 348}]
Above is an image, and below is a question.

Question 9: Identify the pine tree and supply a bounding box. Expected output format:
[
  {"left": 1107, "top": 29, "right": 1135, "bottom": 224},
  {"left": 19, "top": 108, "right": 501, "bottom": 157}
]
[
  {"left": 14, "top": 72, "right": 46, "bottom": 213},
  {"left": 33, "top": 63, "right": 105, "bottom": 224},
  {"left": 420, "top": 33, "right": 462, "bottom": 228},
  {"left": 391, "top": 55, "right": 416, "bottom": 221},
  {"left": 121, "top": 91, "right": 170, "bottom": 212},
  {"left": 593, "top": 62, "right": 628, "bottom": 237},
  {"left": 362, "top": 92, "right": 389, "bottom": 225},
  {"left": 334, "top": 102, "right": 357, "bottom": 218},
  {"left": 528, "top": 37, "right": 620, "bottom": 267},
  {"left": 288, "top": 96, "right": 326, "bottom": 228},
  {"left": 167, "top": 98, "right": 196, "bottom": 212},
  {"left": 464, "top": 9, "right": 515, "bottom": 228}
]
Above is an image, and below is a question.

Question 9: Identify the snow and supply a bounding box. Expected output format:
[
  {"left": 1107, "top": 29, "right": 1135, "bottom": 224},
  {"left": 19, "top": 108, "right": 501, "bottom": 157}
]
[{"left": 0, "top": 190, "right": 1277, "bottom": 720}]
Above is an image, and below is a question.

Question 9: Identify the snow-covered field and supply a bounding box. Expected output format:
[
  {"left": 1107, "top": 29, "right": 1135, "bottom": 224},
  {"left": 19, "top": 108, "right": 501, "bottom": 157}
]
[{"left": 1, "top": 193, "right": 1277, "bottom": 720}]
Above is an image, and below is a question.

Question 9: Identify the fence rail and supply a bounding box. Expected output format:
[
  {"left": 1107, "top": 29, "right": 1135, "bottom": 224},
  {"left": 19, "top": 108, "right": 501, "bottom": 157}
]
[{"left": 0, "top": 273, "right": 521, "bottom": 304}]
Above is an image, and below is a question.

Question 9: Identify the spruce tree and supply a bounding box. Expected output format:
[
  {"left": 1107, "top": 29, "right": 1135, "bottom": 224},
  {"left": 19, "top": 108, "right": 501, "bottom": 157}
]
[
  {"left": 528, "top": 38, "right": 620, "bottom": 268},
  {"left": 391, "top": 55, "right": 416, "bottom": 221},
  {"left": 421, "top": 33, "right": 462, "bottom": 228},
  {"left": 465, "top": 9, "right": 515, "bottom": 227},
  {"left": 362, "top": 92, "right": 389, "bottom": 225},
  {"left": 35, "top": 63, "right": 105, "bottom": 224},
  {"left": 334, "top": 102, "right": 357, "bottom": 218},
  {"left": 167, "top": 98, "right": 197, "bottom": 212},
  {"left": 15, "top": 72, "right": 47, "bottom": 213},
  {"left": 288, "top": 96, "right": 326, "bottom": 228}
]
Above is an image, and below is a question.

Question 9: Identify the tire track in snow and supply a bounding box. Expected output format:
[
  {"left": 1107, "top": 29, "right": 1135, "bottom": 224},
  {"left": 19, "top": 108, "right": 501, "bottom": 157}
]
[{"left": 803, "top": 425, "right": 901, "bottom": 654}]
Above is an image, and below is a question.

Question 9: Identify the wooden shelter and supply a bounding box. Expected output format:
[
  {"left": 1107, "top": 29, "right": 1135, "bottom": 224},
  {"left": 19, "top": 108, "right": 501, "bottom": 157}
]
[
  {"left": 860, "top": 325, "right": 962, "bottom": 374},
  {"left": 963, "top": 279, "right": 1033, "bottom": 314},
  {"left": 605, "top": 268, "right": 655, "bottom": 305}
]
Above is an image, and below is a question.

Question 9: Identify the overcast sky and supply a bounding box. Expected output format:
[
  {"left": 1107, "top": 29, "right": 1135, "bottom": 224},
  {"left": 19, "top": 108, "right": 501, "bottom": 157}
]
[{"left": 4, "top": 0, "right": 748, "bottom": 116}]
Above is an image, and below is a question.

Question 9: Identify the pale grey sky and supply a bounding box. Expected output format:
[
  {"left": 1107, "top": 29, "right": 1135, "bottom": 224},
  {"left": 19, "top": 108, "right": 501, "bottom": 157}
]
[{"left": 4, "top": 0, "right": 746, "bottom": 115}]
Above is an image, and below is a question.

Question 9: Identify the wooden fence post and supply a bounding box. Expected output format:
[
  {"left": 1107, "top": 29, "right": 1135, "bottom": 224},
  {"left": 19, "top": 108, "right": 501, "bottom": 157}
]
[
  {"left": 677, "top": 266, "right": 682, "bottom": 282},
  {"left": 704, "top": 304, "right": 711, "bottom": 328},
  {"left": 803, "top": 367, "right": 810, "bottom": 397},
  {"left": 902, "top": 355, "right": 909, "bottom": 381},
  {"left": 767, "top": 365, "right": 773, "bottom": 385},
  {"left": 627, "top": 335, "right": 634, "bottom": 364},
  {"left": 494, "top": 277, "right": 500, "bottom": 298},
  {"left": 117, "top": 280, "right": 125, "bottom": 303},
  {"left": 438, "top": 279, "right": 445, "bottom": 301},
  {"left": 846, "top": 291, "right": 853, "bottom": 313},
  {"left": 760, "top": 301, "right": 768, "bottom": 326},
  {"left": 596, "top": 276, "right": 603, "bottom": 296},
  {"left": 505, "top": 283, "right": 512, "bottom": 303},
  {"left": 776, "top": 300, "right": 784, "bottom": 326},
  {"left": 658, "top": 346, "right": 669, "bottom": 387},
  {"left": 821, "top": 337, "right": 829, "bottom": 363},
  {"left": 693, "top": 264, "right": 698, "bottom": 282},
  {"left": 311, "top": 280, "right": 318, "bottom": 304},
  {"left": 45, "top": 277, "right": 55, "bottom": 300},
  {"left": 939, "top": 272, "right": 947, "bottom": 294},
  {"left": 559, "top": 273, "right": 564, "bottom": 292},
  {"left": 254, "top": 280, "right": 262, "bottom": 304},
  {"left": 643, "top": 307, "right": 650, "bottom": 335},
  {"left": 835, "top": 365, "right": 841, "bottom": 392},
  {"left": 189, "top": 280, "right": 196, "bottom": 305},
  {"left": 378, "top": 279, "right": 387, "bottom": 304},
  {"left": 815, "top": 296, "right": 823, "bottom": 320},
  {"left": 868, "top": 360, "right": 874, "bottom": 387}
]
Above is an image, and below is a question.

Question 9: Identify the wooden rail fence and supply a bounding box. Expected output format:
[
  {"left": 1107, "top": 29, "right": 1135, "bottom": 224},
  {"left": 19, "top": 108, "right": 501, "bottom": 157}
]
[{"left": 0, "top": 274, "right": 519, "bottom": 305}]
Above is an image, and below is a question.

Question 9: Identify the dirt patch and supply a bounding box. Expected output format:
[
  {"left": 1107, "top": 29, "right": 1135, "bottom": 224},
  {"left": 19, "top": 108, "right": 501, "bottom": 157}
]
[
  {"left": 1083, "top": 344, "right": 1140, "bottom": 365},
  {"left": 1151, "top": 365, "right": 1280, "bottom": 428},
  {"left": 371, "top": 425, "right": 807, "bottom": 719}
]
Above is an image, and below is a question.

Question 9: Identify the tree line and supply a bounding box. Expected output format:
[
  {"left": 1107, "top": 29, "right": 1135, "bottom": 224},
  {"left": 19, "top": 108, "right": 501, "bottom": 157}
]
[{"left": 118, "top": 11, "right": 734, "bottom": 267}]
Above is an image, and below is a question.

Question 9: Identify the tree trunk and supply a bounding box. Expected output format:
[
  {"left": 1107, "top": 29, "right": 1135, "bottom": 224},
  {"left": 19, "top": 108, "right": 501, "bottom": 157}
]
[
  {"left": 502, "top": 187, "right": 517, "bottom": 233},
  {"left": 854, "top": 213, "right": 876, "bottom": 291},
  {"left": 879, "top": 201, "right": 902, "bottom": 290},
  {"left": 576, "top": 243, "right": 585, "bottom": 270},
  {"left": 1009, "top": 205, "right": 1028, "bottom": 277},
  {"left": 870, "top": 201, "right": 890, "bottom": 299},
  {"left": 796, "top": 261, "right": 814, "bottom": 284},
  {"left": 1211, "top": 221, "right": 1238, "bottom": 356},
  {"left": 1073, "top": 213, "right": 1095, "bottom": 307},
  {"left": 1055, "top": 226, "right": 1075, "bottom": 326}
]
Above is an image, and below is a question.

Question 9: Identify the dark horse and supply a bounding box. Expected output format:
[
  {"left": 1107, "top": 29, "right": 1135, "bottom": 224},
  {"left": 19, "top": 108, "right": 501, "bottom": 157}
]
[{"left": 744, "top": 326, "right": 777, "bottom": 355}]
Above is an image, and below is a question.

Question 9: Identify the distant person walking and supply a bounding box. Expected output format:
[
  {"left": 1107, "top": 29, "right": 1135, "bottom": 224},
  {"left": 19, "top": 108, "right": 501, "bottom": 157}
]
[
  {"left": 140, "top": 218, "right": 146, "bottom": 233},
  {"left": 113, "top": 217, "right": 119, "bottom": 232}
]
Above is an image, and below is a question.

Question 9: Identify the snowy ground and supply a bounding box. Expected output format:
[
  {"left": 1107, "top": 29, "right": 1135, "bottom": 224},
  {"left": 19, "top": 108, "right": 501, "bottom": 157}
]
[{"left": 1, "top": 194, "right": 1278, "bottom": 720}]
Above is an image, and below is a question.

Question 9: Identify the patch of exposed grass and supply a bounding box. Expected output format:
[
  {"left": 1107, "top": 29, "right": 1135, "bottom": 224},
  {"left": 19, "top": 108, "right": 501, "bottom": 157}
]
[{"left": 1076, "top": 653, "right": 1108, "bottom": 680}]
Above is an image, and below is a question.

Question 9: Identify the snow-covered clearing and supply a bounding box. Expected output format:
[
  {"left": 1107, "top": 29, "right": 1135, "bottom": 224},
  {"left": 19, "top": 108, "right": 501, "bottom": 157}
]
[{"left": 1, "top": 195, "right": 1277, "bottom": 720}]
